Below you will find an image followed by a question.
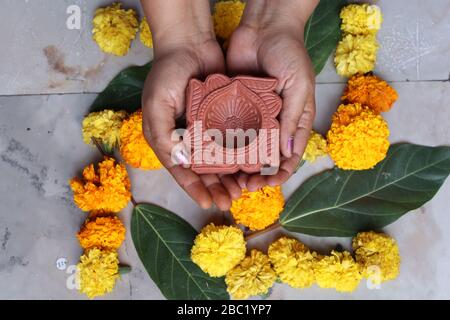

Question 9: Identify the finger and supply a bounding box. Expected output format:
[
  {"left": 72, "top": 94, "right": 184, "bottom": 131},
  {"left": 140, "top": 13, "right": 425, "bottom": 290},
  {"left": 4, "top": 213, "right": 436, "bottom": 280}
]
[
  {"left": 246, "top": 174, "right": 267, "bottom": 192},
  {"left": 200, "top": 175, "right": 232, "bottom": 211},
  {"left": 266, "top": 104, "right": 314, "bottom": 187},
  {"left": 235, "top": 172, "right": 249, "bottom": 189},
  {"left": 168, "top": 165, "right": 213, "bottom": 209},
  {"left": 266, "top": 153, "right": 302, "bottom": 186},
  {"left": 293, "top": 102, "right": 315, "bottom": 157},
  {"left": 142, "top": 103, "right": 182, "bottom": 168},
  {"left": 219, "top": 175, "right": 242, "bottom": 200},
  {"left": 279, "top": 88, "right": 308, "bottom": 159},
  {"left": 280, "top": 79, "right": 315, "bottom": 158}
]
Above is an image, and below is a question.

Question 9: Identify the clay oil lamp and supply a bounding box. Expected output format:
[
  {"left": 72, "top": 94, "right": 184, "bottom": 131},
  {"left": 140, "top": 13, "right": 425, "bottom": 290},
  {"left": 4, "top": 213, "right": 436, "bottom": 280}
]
[{"left": 186, "top": 74, "right": 282, "bottom": 175}]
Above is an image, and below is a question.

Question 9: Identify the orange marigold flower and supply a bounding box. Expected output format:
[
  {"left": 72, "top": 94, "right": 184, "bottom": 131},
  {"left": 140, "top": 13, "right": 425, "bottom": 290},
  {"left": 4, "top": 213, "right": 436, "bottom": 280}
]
[
  {"left": 230, "top": 186, "right": 284, "bottom": 231},
  {"left": 120, "top": 111, "right": 162, "bottom": 170},
  {"left": 70, "top": 157, "right": 131, "bottom": 213},
  {"left": 342, "top": 74, "right": 398, "bottom": 113},
  {"left": 327, "top": 104, "right": 390, "bottom": 170},
  {"left": 77, "top": 216, "right": 126, "bottom": 250}
]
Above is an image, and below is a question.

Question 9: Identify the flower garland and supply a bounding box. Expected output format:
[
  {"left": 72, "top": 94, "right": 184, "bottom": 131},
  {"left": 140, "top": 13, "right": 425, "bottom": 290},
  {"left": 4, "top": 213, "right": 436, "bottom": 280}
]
[
  {"left": 72, "top": 107, "right": 162, "bottom": 298},
  {"left": 335, "top": 4, "right": 382, "bottom": 77},
  {"left": 70, "top": 158, "right": 129, "bottom": 299},
  {"left": 70, "top": 1, "right": 411, "bottom": 300},
  {"left": 328, "top": 3, "right": 398, "bottom": 170},
  {"left": 191, "top": 229, "right": 400, "bottom": 299}
]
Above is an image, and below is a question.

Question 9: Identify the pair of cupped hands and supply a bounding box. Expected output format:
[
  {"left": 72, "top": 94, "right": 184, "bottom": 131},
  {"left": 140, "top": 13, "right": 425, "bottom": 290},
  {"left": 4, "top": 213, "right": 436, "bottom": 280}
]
[{"left": 141, "top": 0, "right": 318, "bottom": 211}]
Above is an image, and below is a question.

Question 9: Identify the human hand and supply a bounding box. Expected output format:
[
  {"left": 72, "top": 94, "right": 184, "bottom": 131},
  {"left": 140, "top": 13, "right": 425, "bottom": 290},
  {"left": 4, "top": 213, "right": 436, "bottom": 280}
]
[
  {"left": 141, "top": 0, "right": 242, "bottom": 210},
  {"left": 226, "top": 0, "right": 319, "bottom": 191}
]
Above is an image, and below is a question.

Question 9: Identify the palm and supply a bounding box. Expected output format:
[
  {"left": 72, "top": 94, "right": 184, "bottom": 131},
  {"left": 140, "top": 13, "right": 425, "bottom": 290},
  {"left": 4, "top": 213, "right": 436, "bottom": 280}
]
[
  {"left": 227, "top": 27, "right": 316, "bottom": 190},
  {"left": 143, "top": 41, "right": 242, "bottom": 210}
]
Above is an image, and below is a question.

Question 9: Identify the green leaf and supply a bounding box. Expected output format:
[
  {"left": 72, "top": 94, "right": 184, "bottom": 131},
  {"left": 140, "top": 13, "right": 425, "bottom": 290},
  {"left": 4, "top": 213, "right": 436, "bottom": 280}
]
[
  {"left": 131, "top": 204, "right": 229, "bottom": 300},
  {"left": 89, "top": 62, "right": 152, "bottom": 113},
  {"left": 305, "top": 0, "right": 346, "bottom": 74},
  {"left": 280, "top": 144, "right": 450, "bottom": 237}
]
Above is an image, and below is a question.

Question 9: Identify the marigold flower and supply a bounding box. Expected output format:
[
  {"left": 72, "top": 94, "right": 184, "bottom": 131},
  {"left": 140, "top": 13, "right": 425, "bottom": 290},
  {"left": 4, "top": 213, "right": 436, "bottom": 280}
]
[
  {"left": 342, "top": 74, "right": 398, "bottom": 113},
  {"left": 268, "top": 237, "right": 318, "bottom": 288},
  {"left": 335, "top": 34, "right": 378, "bottom": 78},
  {"left": 230, "top": 186, "right": 284, "bottom": 231},
  {"left": 225, "top": 250, "right": 276, "bottom": 300},
  {"left": 77, "top": 216, "right": 126, "bottom": 250},
  {"left": 191, "top": 224, "right": 246, "bottom": 277},
  {"left": 70, "top": 157, "right": 131, "bottom": 213},
  {"left": 340, "top": 4, "right": 383, "bottom": 35},
  {"left": 120, "top": 111, "right": 162, "bottom": 170},
  {"left": 77, "top": 248, "right": 119, "bottom": 299},
  {"left": 303, "top": 131, "right": 328, "bottom": 162},
  {"left": 327, "top": 104, "right": 390, "bottom": 170},
  {"left": 314, "top": 250, "right": 362, "bottom": 293},
  {"left": 352, "top": 231, "right": 400, "bottom": 284},
  {"left": 213, "top": 0, "right": 245, "bottom": 46},
  {"left": 139, "top": 19, "right": 153, "bottom": 48},
  {"left": 82, "top": 110, "right": 127, "bottom": 150},
  {"left": 92, "top": 3, "right": 138, "bottom": 56}
]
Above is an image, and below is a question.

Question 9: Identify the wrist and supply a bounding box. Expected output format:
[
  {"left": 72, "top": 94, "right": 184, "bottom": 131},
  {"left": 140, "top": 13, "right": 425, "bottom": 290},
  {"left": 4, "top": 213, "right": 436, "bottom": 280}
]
[
  {"left": 240, "top": 0, "right": 319, "bottom": 38},
  {"left": 141, "top": 0, "right": 215, "bottom": 56},
  {"left": 153, "top": 27, "right": 216, "bottom": 57}
]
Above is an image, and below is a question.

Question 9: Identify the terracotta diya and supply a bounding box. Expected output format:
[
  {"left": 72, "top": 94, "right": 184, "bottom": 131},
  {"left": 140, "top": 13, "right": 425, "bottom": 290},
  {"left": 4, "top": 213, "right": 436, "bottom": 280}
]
[{"left": 186, "top": 74, "right": 282, "bottom": 174}]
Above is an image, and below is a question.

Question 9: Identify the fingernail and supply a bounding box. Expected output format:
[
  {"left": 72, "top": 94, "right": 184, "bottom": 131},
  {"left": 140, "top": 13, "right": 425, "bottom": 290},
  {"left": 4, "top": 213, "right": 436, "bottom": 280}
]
[
  {"left": 287, "top": 136, "right": 294, "bottom": 154},
  {"left": 175, "top": 150, "right": 189, "bottom": 165}
]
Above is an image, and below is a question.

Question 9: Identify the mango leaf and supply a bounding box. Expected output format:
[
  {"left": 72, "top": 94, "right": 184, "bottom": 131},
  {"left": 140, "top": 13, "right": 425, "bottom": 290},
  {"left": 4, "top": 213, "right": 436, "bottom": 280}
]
[
  {"left": 305, "top": 0, "right": 345, "bottom": 74},
  {"left": 89, "top": 62, "right": 152, "bottom": 113},
  {"left": 131, "top": 203, "right": 229, "bottom": 300},
  {"left": 280, "top": 144, "right": 450, "bottom": 237}
]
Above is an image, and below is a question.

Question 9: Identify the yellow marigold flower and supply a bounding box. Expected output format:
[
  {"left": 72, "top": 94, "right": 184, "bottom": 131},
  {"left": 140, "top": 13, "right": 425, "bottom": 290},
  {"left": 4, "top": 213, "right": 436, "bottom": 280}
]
[
  {"left": 77, "top": 248, "right": 119, "bottom": 299},
  {"left": 77, "top": 216, "right": 126, "bottom": 250},
  {"left": 120, "top": 111, "right": 162, "bottom": 170},
  {"left": 92, "top": 3, "right": 138, "bottom": 56},
  {"left": 213, "top": 0, "right": 245, "bottom": 44},
  {"left": 314, "top": 251, "right": 362, "bottom": 293},
  {"left": 191, "top": 224, "right": 246, "bottom": 277},
  {"left": 327, "top": 104, "right": 390, "bottom": 170},
  {"left": 303, "top": 131, "right": 328, "bottom": 162},
  {"left": 342, "top": 74, "right": 398, "bottom": 113},
  {"left": 139, "top": 19, "right": 153, "bottom": 48},
  {"left": 335, "top": 34, "right": 378, "bottom": 78},
  {"left": 82, "top": 110, "right": 127, "bottom": 150},
  {"left": 230, "top": 186, "right": 284, "bottom": 231},
  {"left": 225, "top": 250, "right": 276, "bottom": 300},
  {"left": 340, "top": 4, "right": 383, "bottom": 35},
  {"left": 268, "top": 237, "right": 318, "bottom": 288},
  {"left": 70, "top": 157, "right": 131, "bottom": 213},
  {"left": 352, "top": 231, "right": 400, "bottom": 284}
]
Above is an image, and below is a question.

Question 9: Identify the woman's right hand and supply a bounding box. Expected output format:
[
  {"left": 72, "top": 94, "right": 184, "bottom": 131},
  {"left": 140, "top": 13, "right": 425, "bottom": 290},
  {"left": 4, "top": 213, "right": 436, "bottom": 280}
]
[{"left": 141, "top": 0, "right": 242, "bottom": 210}]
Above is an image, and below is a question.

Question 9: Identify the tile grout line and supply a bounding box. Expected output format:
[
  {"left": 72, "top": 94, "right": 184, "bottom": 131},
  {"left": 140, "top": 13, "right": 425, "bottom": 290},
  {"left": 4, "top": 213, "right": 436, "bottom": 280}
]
[{"left": 0, "top": 79, "right": 449, "bottom": 98}]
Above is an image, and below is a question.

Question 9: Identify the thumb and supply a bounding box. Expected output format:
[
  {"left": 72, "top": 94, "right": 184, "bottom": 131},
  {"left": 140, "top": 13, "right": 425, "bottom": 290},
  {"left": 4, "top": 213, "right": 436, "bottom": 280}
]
[{"left": 279, "top": 82, "right": 315, "bottom": 158}]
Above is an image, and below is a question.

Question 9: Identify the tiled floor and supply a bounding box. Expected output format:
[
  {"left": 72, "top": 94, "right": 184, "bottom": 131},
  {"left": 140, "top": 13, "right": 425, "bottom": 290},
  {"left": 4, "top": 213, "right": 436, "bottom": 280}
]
[{"left": 0, "top": 0, "right": 449, "bottom": 299}]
